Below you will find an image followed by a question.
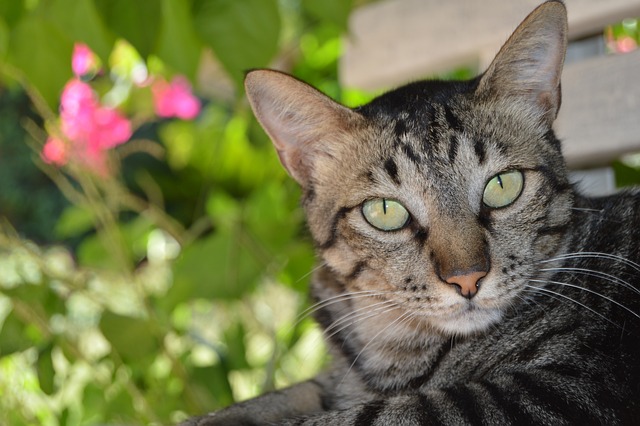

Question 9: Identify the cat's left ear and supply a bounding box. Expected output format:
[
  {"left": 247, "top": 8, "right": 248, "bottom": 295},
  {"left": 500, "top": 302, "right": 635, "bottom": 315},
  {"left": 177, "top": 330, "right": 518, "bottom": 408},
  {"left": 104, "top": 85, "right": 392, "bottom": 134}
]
[
  {"left": 245, "top": 69, "right": 361, "bottom": 187},
  {"left": 475, "top": 1, "right": 568, "bottom": 126}
]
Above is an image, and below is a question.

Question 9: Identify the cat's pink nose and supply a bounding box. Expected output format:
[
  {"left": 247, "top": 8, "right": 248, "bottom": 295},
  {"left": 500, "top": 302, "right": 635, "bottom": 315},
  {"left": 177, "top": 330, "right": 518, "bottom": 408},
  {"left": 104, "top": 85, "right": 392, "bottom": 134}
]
[{"left": 445, "top": 271, "right": 487, "bottom": 299}]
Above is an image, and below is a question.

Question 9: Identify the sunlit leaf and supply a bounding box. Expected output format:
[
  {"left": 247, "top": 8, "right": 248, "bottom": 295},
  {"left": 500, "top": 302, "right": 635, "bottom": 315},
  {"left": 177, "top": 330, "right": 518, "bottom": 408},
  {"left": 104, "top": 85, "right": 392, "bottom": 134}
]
[
  {"left": 99, "top": 312, "right": 157, "bottom": 361},
  {"left": 206, "top": 191, "right": 242, "bottom": 228},
  {"left": 0, "top": 310, "right": 32, "bottom": 357},
  {"left": 104, "top": 384, "right": 137, "bottom": 421},
  {"left": 244, "top": 182, "right": 301, "bottom": 253},
  {"left": 94, "top": 0, "right": 161, "bottom": 59},
  {"left": 279, "top": 242, "right": 315, "bottom": 292},
  {"left": 222, "top": 321, "right": 250, "bottom": 371},
  {"left": 3, "top": 283, "right": 66, "bottom": 320},
  {"left": 193, "top": 0, "right": 281, "bottom": 85},
  {"left": 77, "top": 233, "right": 115, "bottom": 269},
  {"left": 55, "top": 205, "right": 95, "bottom": 239},
  {"left": 155, "top": 0, "right": 201, "bottom": 81},
  {"left": 7, "top": 16, "right": 73, "bottom": 109},
  {"left": 76, "top": 217, "right": 152, "bottom": 268},
  {"left": 0, "top": 18, "right": 8, "bottom": 61},
  {"left": 166, "top": 228, "right": 261, "bottom": 309},
  {"left": 190, "top": 362, "right": 234, "bottom": 408},
  {"left": 81, "top": 383, "right": 107, "bottom": 424},
  {"left": 0, "top": 0, "right": 25, "bottom": 28},
  {"left": 40, "top": 0, "right": 115, "bottom": 62},
  {"left": 302, "top": 0, "right": 353, "bottom": 30},
  {"left": 613, "top": 160, "right": 640, "bottom": 188},
  {"left": 37, "top": 344, "right": 56, "bottom": 395}
]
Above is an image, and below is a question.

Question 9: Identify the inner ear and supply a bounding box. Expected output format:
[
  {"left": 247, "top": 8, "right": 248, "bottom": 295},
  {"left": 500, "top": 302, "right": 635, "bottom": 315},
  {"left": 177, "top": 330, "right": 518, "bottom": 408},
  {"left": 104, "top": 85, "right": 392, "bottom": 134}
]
[
  {"left": 476, "top": 1, "right": 568, "bottom": 125},
  {"left": 245, "top": 69, "right": 361, "bottom": 187}
]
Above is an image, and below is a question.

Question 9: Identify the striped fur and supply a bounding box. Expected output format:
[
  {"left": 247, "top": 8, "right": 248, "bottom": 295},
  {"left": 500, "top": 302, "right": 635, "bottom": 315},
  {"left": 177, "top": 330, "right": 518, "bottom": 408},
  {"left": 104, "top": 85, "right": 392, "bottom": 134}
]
[{"left": 184, "top": 2, "right": 640, "bottom": 424}]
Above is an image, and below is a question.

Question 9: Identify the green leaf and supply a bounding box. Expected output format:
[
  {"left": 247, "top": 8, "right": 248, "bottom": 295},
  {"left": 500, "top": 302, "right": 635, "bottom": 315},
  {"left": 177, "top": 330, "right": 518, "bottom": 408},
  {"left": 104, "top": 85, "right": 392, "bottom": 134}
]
[
  {"left": 190, "top": 362, "right": 234, "bottom": 408},
  {"left": 94, "top": 0, "right": 161, "bottom": 58},
  {"left": 81, "top": 383, "right": 106, "bottom": 424},
  {"left": 104, "top": 384, "right": 137, "bottom": 421},
  {"left": 37, "top": 344, "right": 56, "bottom": 395},
  {"left": 76, "top": 217, "right": 152, "bottom": 268},
  {"left": 0, "top": 18, "right": 8, "bottom": 61},
  {"left": 76, "top": 233, "right": 119, "bottom": 269},
  {"left": 302, "top": 0, "right": 353, "bottom": 30},
  {"left": 280, "top": 241, "right": 315, "bottom": 292},
  {"left": 193, "top": 0, "right": 281, "bottom": 85},
  {"left": 155, "top": 0, "right": 201, "bottom": 81},
  {"left": 7, "top": 16, "right": 73, "bottom": 110},
  {"left": 244, "top": 183, "right": 301, "bottom": 253},
  {"left": 206, "top": 191, "right": 242, "bottom": 228},
  {"left": 99, "top": 311, "right": 157, "bottom": 361},
  {"left": 0, "top": 0, "right": 25, "bottom": 28},
  {"left": 222, "top": 322, "right": 250, "bottom": 371},
  {"left": 165, "top": 228, "right": 261, "bottom": 309},
  {"left": 40, "top": 0, "right": 115, "bottom": 62},
  {"left": 3, "top": 282, "right": 66, "bottom": 319},
  {"left": 55, "top": 205, "right": 95, "bottom": 239},
  {"left": 0, "top": 310, "right": 32, "bottom": 357},
  {"left": 613, "top": 160, "right": 640, "bottom": 188}
]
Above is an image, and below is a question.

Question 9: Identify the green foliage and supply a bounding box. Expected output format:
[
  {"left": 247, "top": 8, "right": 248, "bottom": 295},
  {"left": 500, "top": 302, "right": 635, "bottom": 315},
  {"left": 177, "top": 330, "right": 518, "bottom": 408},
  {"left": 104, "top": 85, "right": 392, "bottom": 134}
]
[
  {"left": 0, "top": 1, "right": 358, "bottom": 424},
  {"left": 7, "top": 17, "right": 73, "bottom": 109},
  {"left": 193, "top": 0, "right": 281, "bottom": 86}
]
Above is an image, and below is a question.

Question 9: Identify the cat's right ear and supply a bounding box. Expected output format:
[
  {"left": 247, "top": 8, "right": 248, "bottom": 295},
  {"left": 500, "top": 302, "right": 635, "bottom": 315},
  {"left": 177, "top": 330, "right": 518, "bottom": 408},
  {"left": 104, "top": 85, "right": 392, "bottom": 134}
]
[
  {"left": 475, "top": 0, "right": 568, "bottom": 126},
  {"left": 245, "top": 70, "right": 359, "bottom": 186}
]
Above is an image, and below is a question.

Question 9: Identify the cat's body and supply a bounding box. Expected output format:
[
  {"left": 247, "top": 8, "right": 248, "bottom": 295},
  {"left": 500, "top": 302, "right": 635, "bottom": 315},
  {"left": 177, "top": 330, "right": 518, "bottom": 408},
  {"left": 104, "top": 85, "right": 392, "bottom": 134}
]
[{"left": 184, "top": 2, "right": 640, "bottom": 424}]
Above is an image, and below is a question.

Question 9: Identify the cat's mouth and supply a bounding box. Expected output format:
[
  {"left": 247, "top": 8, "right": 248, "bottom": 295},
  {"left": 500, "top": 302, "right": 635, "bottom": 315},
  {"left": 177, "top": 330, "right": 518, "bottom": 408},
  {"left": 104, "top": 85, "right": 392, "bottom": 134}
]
[
  {"left": 429, "top": 303, "right": 503, "bottom": 336},
  {"left": 402, "top": 299, "right": 504, "bottom": 336}
]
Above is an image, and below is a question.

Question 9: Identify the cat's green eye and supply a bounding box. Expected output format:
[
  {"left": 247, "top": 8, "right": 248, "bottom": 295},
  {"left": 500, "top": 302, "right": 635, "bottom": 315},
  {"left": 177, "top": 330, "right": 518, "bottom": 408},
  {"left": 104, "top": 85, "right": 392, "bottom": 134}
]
[
  {"left": 483, "top": 170, "right": 524, "bottom": 208},
  {"left": 362, "top": 198, "right": 409, "bottom": 231}
]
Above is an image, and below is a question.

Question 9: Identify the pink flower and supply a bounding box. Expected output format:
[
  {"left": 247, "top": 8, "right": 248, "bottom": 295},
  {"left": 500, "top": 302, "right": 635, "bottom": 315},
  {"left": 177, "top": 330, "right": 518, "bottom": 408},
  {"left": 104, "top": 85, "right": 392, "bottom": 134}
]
[
  {"left": 152, "top": 76, "right": 201, "bottom": 120},
  {"left": 43, "top": 78, "right": 132, "bottom": 173},
  {"left": 616, "top": 36, "right": 638, "bottom": 53},
  {"left": 72, "top": 43, "right": 98, "bottom": 77},
  {"left": 42, "top": 137, "right": 68, "bottom": 166},
  {"left": 90, "top": 107, "right": 132, "bottom": 150}
]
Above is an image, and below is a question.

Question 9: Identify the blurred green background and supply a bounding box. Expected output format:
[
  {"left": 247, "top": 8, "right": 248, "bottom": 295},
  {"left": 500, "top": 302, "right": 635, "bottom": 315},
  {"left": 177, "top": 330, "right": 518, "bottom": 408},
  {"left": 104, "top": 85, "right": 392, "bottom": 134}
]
[{"left": 0, "top": 1, "right": 638, "bottom": 425}]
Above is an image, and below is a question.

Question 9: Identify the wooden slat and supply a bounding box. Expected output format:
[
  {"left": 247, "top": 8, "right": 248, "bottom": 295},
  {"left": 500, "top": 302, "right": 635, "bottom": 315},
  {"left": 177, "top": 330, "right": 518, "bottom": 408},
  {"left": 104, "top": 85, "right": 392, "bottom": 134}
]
[
  {"left": 340, "top": 0, "right": 640, "bottom": 90},
  {"left": 339, "top": 0, "right": 640, "bottom": 168},
  {"left": 557, "top": 50, "right": 640, "bottom": 167}
]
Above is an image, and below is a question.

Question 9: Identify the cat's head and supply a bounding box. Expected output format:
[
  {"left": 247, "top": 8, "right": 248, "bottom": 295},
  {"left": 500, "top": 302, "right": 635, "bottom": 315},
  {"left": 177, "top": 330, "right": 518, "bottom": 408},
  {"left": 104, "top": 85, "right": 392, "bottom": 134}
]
[{"left": 245, "top": 1, "right": 573, "bottom": 336}]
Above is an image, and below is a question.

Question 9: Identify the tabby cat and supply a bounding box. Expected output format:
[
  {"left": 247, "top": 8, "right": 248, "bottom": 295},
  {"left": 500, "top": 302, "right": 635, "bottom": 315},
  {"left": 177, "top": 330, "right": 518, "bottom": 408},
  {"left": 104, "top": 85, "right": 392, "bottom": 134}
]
[{"left": 185, "top": 1, "right": 640, "bottom": 424}]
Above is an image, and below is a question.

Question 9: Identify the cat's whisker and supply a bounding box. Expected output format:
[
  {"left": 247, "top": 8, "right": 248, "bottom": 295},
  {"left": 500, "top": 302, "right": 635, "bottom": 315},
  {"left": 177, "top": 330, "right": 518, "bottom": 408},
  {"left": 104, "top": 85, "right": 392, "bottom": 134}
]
[
  {"left": 340, "top": 303, "right": 402, "bottom": 342},
  {"left": 523, "top": 284, "right": 620, "bottom": 328},
  {"left": 324, "top": 300, "right": 397, "bottom": 338},
  {"left": 294, "top": 261, "right": 328, "bottom": 284},
  {"left": 540, "top": 251, "right": 640, "bottom": 273},
  {"left": 293, "top": 290, "right": 392, "bottom": 326},
  {"left": 538, "top": 267, "right": 640, "bottom": 295},
  {"left": 529, "top": 279, "right": 640, "bottom": 320},
  {"left": 299, "top": 301, "right": 400, "bottom": 363},
  {"left": 570, "top": 207, "right": 604, "bottom": 213}
]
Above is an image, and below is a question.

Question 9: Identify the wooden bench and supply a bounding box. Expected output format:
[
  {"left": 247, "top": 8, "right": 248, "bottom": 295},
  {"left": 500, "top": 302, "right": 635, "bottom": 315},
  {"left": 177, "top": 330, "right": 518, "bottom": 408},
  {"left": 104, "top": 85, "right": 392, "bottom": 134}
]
[{"left": 339, "top": 0, "right": 640, "bottom": 194}]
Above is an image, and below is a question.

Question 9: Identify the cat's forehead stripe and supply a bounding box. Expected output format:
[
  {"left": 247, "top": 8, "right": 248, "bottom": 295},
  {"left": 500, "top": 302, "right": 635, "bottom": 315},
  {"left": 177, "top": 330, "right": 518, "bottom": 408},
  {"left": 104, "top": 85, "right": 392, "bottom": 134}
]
[
  {"left": 443, "top": 105, "right": 463, "bottom": 133},
  {"left": 473, "top": 138, "right": 486, "bottom": 165},
  {"left": 384, "top": 157, "right": 401, "bottom": 185},
  {"left": 448, "top": 134, "right": 459, "bottom": 164}
]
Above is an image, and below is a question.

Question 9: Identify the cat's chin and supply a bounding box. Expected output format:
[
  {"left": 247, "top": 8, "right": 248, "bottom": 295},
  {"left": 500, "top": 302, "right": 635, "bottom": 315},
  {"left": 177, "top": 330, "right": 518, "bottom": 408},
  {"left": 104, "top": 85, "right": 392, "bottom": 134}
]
[{"left": 427, "top": 305, "right": 504, "bottom": 337}]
